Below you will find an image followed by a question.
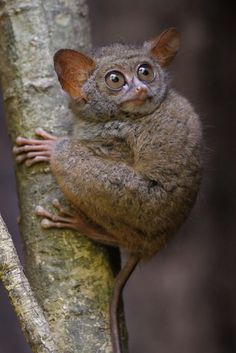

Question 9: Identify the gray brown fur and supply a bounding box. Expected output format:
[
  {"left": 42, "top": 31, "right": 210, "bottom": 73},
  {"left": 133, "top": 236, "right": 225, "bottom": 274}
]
[
  {"left": 14, "top": 30, "right": 202, "bottom": 259},
  {"left": 13, "top": 30, "right": 203, "bottom": 353},
  {"left": 51, "top": 82, "right": 202, "bottom": 258}
]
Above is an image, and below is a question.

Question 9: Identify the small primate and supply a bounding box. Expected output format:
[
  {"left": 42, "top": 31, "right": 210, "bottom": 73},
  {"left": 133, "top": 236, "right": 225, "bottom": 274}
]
[{"left": 14, "top": 28, "right": 202, "bottom": 353}]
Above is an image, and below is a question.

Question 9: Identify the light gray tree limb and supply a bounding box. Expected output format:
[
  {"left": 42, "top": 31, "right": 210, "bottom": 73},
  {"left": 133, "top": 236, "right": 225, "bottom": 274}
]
[{"left": 0, "top": 214, "right": 58, "bottom": 353}]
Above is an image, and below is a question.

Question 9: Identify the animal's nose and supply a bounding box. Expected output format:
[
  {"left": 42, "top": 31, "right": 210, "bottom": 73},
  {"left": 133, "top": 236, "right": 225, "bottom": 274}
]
[{"left": 135, "top": 86, "right": 147, "bottom": 99}]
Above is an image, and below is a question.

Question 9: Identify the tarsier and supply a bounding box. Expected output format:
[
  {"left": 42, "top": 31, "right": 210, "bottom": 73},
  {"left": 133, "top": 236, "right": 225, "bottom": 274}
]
[{"left": 14, "top": 28, "right": 202, "bottom": 353}]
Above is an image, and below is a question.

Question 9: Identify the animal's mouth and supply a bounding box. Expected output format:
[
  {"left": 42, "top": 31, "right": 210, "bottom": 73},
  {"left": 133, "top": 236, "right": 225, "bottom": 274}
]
[
  {"left": 119, "top": 86, "right": 150, "bottom": 107},
  {"left": 122, "top": 98, "right": 147, "bottom": 106}
]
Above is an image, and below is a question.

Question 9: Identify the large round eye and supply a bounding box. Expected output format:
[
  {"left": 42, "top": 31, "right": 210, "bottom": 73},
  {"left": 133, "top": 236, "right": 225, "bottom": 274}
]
[
  {"left": 105, "top": 71, "right": 126, "bottom": 90},
  {"left": 137, "top": 63, "right": 155, "bottom": 83}
]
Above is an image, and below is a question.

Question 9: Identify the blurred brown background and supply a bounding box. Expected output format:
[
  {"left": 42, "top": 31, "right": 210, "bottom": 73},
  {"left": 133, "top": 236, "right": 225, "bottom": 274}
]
[{"left": 0, "top": 0, "right": 236, "bottom": 352}]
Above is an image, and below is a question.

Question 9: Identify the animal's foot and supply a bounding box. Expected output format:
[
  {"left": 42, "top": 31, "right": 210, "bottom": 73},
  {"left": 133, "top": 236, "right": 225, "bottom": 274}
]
[
  {"left": 35, "top": 199, "right": 81, "bottom": 230},
  {"left": 36, "top": 199, "right": 115, "bottom": 245}
]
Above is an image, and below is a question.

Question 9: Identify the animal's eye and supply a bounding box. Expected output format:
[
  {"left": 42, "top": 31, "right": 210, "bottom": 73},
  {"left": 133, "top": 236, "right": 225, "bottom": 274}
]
[
  {"left": 137, "top": 64, "right": 155, "bottom": 83},
  {"left": 105, "top": 71, "right": 126, "bottom": 90}
]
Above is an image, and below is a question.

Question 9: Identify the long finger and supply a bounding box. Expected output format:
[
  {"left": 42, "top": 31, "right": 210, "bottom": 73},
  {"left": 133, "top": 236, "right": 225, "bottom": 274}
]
[
  {"left": 13, "top": 144, "right": 51, "bottom": 154},
  {"left": 26, "top": 151, "right": 51, "bottom": 158},
  {"left": 16, "top": 137, "right": 48, "bottom": 146},
  {"left": 15, "top": 154, "right": 28, "bottom": 164},
  {"left": 35, "top": 128, "right": 57, "bottom": 141},
  {"left": 25, "top": 156, "right": 50, "bottom": 167}
]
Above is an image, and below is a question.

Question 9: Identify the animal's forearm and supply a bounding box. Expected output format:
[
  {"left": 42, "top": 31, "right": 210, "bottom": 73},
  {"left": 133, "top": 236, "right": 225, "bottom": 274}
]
[{"left": 50, "top": 138, "right": 152, "bottom": 210}]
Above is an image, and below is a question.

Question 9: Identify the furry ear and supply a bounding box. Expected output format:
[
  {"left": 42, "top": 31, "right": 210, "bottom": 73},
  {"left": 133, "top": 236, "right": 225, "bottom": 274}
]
[
  {"left": 147, "top": 28, "right": 180, "bottom": 67},
  {"left": 54, "top": 49, "right": 95, "bottom": 100}
]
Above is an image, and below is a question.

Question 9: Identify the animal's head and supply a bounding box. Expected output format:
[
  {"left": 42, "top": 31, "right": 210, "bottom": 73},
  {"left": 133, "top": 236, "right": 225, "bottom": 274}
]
[{"left": 54, "top": 28, "right": 180, "bottom": 121}]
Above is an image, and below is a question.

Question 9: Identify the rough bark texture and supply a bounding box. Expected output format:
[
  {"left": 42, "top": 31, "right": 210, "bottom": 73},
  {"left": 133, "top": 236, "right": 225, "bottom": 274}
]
[
  {"left": 0, "top": 214, "right": 58, "bottom": 353},
  {"left": 0, "top": 1, "right": 123, "bottom": 352}
]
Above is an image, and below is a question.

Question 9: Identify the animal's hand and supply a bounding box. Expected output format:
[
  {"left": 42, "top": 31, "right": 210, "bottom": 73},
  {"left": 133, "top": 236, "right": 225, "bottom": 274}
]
[{"left": 13, "top": 128, "right": 57, "bottom": 166}]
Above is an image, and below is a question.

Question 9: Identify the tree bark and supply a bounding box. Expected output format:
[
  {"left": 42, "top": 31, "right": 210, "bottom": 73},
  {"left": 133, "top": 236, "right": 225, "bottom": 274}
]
[
  {"left": 0, "top": 1, "right": 123, "bottom": 352},
  {"left": 0, "top": 214, "right": 58, "bottom": 353}
]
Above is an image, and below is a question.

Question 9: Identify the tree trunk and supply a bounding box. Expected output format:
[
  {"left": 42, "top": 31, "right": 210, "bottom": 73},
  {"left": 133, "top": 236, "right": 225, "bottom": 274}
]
[{"left": 0, "top": 1, "right": 124, "bottom": 352}]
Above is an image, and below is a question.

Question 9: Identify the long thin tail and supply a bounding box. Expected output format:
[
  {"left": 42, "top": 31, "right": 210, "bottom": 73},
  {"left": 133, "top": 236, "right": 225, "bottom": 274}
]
[{"left": 110, "top": 254, "right": 139, "bottom": 353}]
